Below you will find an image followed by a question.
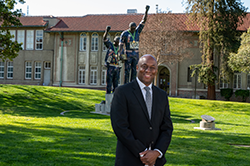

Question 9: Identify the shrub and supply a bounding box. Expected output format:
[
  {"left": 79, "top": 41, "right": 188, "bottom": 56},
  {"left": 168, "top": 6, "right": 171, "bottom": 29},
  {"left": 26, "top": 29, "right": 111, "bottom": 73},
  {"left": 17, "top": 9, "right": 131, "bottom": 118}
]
[
  {"left": 220, "top": 88, "right": 233, "bottom": 101},
  {"left": 235, "top": 89, "right": 250, "bottom": 102}
]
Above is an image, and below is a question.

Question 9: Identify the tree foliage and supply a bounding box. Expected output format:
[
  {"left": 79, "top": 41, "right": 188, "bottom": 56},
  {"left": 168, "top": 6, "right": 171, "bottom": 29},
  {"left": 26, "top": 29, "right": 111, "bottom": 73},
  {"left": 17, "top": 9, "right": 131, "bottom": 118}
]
[
  {"left": 0, "top": 0, "right": 24, "bottom": 61},
  {"left": 186, "top": 0, "right": 247, "bottom": 99},
  {"left": 228, "top": 28, "right": 250, "bottom": 73},
  {"left": 140, "top": 13, "right": 193, "bottom": 65}
]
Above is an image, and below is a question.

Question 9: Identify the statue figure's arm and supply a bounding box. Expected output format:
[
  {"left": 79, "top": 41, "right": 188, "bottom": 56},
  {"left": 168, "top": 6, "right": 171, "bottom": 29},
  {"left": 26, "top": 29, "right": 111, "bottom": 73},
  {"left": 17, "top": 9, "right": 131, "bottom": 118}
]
[
  {"left": 142, "top": 5, "right": 150, "bottom": 24},
  {"left": 103, "top": 25, "right": 111, "bottom": 41}
]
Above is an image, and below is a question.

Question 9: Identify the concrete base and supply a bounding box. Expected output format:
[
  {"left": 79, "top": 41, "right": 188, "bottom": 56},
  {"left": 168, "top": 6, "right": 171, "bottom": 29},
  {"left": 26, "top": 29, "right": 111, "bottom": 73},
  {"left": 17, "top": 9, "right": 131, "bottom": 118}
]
[
  {"left": 92, "top": 93, "right": 113, "bottom": 115},
  {"left": 94, "top": 103, "right": 105, "bottom": 113},
  {"left": 194, "top": 121, "right": 221, "bottom": 130},
  {"left": 105, "top": 93, "right": 113, "bottom": 114},
  {"left": 200, "top": 121, "right": 215, "bottom": 128}
]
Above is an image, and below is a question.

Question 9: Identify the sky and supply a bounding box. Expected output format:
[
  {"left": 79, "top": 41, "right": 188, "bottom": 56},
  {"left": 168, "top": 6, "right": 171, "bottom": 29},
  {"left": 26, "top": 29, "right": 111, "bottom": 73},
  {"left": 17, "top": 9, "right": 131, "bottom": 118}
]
[{"left": 15, "top": 0, "right": 250, "bottom": 16}]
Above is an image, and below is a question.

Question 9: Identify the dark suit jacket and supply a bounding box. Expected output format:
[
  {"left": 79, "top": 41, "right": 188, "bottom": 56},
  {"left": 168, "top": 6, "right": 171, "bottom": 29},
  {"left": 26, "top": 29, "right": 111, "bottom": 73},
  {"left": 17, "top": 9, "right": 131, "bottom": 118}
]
[{"left": 111, "top": 80, "right": 173, "bottom": 166}]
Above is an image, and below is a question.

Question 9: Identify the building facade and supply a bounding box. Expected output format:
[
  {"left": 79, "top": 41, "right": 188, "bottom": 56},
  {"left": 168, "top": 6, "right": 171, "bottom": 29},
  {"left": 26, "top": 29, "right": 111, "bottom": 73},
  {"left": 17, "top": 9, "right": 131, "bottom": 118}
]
[{"left": 1, "top": 13, "right": 250, "bottom": 100}]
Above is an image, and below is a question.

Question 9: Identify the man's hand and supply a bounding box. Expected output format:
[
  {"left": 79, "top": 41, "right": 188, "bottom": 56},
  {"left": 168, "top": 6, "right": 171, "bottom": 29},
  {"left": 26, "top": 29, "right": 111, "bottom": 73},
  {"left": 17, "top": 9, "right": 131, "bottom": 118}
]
[
  {"left": 139, "top": 150, "right": 160, "bottom": 166},
  {"left": 146, "top": 5, "right": 150, "bottom": 12},
  {"left": 106, "top": 26, "right": 111, "bottom": 32}
]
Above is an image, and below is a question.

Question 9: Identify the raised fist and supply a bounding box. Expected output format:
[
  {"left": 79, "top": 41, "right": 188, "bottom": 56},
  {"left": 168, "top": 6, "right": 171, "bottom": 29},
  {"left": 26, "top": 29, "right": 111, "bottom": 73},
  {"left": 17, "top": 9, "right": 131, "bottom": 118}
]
[
  {"left": 106, "top": 26, "right": 111, "bottom": 32},
  {"left": 146, "top": 5, "right": 150, "bottom": 11}
]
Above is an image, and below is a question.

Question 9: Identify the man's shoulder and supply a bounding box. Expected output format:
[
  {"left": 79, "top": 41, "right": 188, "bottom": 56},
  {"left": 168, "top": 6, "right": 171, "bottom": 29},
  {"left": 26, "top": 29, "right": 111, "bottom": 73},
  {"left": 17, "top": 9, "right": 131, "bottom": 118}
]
[
  {"left": 121, "top": 30, "right": 129, "bottom": 36},
  {"left": 115, "top": 81, "right": 136, "bottom": 94},
  {"left": 153, "top": 85, "right": 168, "bottom": 96}
]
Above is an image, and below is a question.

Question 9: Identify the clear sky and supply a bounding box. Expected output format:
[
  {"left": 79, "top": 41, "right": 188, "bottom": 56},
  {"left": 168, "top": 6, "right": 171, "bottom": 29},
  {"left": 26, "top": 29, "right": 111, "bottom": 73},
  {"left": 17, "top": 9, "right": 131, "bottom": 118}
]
[{"left": 15, "top": 0, "right": 250, "bottom": 16}]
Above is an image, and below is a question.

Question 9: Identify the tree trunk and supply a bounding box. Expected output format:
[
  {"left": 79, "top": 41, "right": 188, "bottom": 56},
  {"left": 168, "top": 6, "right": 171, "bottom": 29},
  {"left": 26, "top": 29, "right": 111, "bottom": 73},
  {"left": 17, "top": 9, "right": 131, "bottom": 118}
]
[
  {"left": 207, "top": 36, "right": 216, "bottom": 100},
  {"left": 207, "top": 82, "right": 216, "bottom": 100}
]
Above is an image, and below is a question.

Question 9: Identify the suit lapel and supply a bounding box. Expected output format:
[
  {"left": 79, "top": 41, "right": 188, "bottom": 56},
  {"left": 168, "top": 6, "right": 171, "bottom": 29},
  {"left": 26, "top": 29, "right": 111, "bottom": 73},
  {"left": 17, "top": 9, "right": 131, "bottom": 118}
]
[
  {"left": 151, "top": 85, "right": 158, "bottom": 121},
  {"left": 132, "top": 80, "right": 151, "bottom": 122}
]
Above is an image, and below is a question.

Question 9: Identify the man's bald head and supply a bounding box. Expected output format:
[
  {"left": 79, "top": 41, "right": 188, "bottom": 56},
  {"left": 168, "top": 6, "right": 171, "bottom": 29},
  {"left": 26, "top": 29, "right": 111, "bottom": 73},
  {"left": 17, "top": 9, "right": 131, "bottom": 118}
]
[
  {"left": 138, "top": 54, "right": 157, "bottom": 64},
  {"left": 137, "top": 54, "right": 158, "bottom": 86}
]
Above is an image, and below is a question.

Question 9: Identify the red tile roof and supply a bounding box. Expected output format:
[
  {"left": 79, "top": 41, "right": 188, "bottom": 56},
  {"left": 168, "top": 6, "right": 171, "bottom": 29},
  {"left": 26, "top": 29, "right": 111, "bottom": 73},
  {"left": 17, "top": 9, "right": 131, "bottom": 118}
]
[
  {"left": 2, "top": 13, "right": 249, "bottom": 32},
  {"left": 0, "top": 16, "right": 47, "bottom": 27},
  {"left": 47, "top": 13, "right": 250, "bottom": 32},
  {"left": 47, "top": 14, "right": 144, "bottom": 32},
  {"left": 16, "top": 16, "right": 48, "bottom": 27}
]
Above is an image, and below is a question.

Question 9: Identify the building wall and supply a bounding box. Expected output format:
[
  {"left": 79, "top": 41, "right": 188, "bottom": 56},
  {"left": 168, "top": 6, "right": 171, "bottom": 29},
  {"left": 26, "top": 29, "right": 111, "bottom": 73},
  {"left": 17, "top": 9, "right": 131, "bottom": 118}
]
[
  {"left": 53, "top": 33, "right": 78, "bottom": 86},
  {"left": 52, "top": 32, "right": 122, "bottom": 88},
  {"left": 0, "top": 27, "right": 54, "bottom": 86}
]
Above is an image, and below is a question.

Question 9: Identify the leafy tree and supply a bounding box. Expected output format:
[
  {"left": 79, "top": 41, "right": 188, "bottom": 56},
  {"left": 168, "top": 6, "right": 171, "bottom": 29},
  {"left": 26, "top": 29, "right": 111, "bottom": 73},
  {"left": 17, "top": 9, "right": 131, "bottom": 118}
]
[
  {"left": 0, "top": 0, "right": 24, "bottom": 61},
  {"left": 186, "top": 0, "right": 247, "bottom": 100},
  {"left": 228, "top": 28, "right": 250, "bottom": 73}
]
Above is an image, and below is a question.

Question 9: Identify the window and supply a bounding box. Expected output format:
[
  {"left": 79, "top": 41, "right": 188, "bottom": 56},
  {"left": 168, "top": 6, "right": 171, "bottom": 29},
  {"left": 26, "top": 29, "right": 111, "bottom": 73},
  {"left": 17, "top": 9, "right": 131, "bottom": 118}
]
[
  {"left": 35, "top": 62, "right": 41, "bottom": 79},
  {"left": 9, "top": 30, "right": 16, "bottom": 42},
  {"left": 35, "top": 30, "right": 43, "bottom": 50},
  {"left": 194, "top": 40, "right": 198, "bottom": 46},
  {"left": 247, "top": 74, "right": 250, "bottom": 89},
  {"left": 233, "top": 73, "right": 241, "bottom": 89},
  {"left": 26, "top": 30, "right": 34, "bottom": 50},
  {"left": 220, "top": 77, "right": 228, "bottom": 89},
  {"left": 25, "top": 61, "right": 32, "bottom": 79},
  {"left": 80, "top": 33, "right": 87, "bottom": 51},
  {"left": 90, "top": 66, "right": 97, "bottom": 85},
  {"left": 7, "top": 61, "right": 13, "bottom": 79},
  {"left": 79, "top": 66, "right": 85, "bottom": 84},
  {"left": 115, "top": 33, "right": 121, "bottom": 37},
  {"left": 101, "top": 67, "right": 106, "bottom": 85},
  {"left": 0, "top": 62, "right": 4, "bottom": 79},
  {"left": 44, "top": 62, "right": 51, "bottom": 69},
  {"left": 17, "top": 30, "right": 25, "bottom": 49},
  {"left": 187, "top": 67, "right": 192, "bottom": 82},
  {"left": 103, "top": 34, "right": 110, "bottom": 51},
  {"left": 91, "top": 33, "right": 98, "bottom": 51}
]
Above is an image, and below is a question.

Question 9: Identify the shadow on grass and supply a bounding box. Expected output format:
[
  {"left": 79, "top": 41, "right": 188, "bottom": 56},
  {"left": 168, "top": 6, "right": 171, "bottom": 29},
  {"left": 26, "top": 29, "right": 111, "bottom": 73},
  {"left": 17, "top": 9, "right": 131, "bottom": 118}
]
[
  {"left": 0, "top": 121, "right": 249, "bottom": 166},
  {"left": 167, "top": 129, "right": 250, "bottom": 166},
  {"left": 0, "top": 122, "right": 115, "bottom": 166},
  {"left": 216, "top": 120, "right": 250, "bottom": 127},
  {"left": 0, "top": 85, "right": 105, "bottom": 119},
  {"left": 171, "top": 113, "right": 201, "bottom": 124}
]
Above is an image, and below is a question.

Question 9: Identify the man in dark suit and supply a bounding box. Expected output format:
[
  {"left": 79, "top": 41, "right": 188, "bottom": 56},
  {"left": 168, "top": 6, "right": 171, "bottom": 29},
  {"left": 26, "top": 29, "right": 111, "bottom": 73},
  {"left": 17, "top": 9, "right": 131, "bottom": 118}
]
[{"left": 111, "top": 54, "right": 173, "bottom": 166}]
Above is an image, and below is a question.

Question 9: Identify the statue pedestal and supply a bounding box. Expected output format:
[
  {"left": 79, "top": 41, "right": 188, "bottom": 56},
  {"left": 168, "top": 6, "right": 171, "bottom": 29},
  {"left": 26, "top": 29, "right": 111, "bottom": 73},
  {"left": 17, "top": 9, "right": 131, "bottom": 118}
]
[
  {"left": 105, "top": 93, "right": 113, "bottom": 114},
  {"left": 92, "top": 94, "right": 113, "bottom": 116},
  {"left": 94, "top": 103, "right": 105, "bottom": 113}
]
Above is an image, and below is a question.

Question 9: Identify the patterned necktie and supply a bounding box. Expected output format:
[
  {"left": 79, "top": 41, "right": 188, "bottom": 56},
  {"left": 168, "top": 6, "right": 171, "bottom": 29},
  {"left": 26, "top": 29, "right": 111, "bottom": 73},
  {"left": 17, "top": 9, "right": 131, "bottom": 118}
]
[{"left": 144, "top": 86, "right": 152, "bottom": 119}]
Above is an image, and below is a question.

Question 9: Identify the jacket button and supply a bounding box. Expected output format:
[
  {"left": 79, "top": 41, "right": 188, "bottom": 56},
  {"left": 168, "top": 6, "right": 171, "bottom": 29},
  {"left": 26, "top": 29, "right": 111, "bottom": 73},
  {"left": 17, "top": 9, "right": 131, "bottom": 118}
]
[{"left": 149, "top": 127, "right": 152, "bottom": 130}]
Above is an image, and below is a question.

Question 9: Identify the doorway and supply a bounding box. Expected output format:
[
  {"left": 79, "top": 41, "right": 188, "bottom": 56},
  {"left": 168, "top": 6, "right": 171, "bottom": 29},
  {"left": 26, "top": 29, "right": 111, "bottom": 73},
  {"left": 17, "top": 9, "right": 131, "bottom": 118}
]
[
  {"left": 159, "top": 67, "right": 170, "bottom": 94},
  {"left": 43, "top": 70, "right": 51, "bottom": 86}
]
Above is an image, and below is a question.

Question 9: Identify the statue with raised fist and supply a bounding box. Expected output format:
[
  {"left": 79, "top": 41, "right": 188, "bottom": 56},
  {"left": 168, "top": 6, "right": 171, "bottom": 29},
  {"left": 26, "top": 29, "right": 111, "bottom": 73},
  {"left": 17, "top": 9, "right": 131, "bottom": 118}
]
[
  {"left": 119, "top": 5, "right": 150, "bottom": 84},
  {"left": 103, "top": 26, "right": 122, "bottom": 94}
]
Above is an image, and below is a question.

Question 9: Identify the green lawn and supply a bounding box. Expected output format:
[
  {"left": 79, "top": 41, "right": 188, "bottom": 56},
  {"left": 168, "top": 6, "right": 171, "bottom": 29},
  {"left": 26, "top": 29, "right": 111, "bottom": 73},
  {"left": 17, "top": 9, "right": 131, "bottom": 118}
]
[{"left": 0, "top": 84, "right": 249, "bottom": 166}]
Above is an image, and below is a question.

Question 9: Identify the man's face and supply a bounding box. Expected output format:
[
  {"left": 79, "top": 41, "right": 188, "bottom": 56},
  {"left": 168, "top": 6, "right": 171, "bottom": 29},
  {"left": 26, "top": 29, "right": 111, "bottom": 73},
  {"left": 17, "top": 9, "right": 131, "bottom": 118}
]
[
  {"left": 129, "top": 26, "right": 136, "bottom": 34},
  {"left": 137, "top": 55, "right": 158, "bottom": 86}
]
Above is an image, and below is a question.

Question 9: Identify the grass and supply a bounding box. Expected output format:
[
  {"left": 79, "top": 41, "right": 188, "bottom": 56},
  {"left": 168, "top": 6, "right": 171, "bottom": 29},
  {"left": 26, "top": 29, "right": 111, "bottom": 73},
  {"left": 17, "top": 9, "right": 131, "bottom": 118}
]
[{"left": 0, "top": 84, "right": 249, "bottom": 166}]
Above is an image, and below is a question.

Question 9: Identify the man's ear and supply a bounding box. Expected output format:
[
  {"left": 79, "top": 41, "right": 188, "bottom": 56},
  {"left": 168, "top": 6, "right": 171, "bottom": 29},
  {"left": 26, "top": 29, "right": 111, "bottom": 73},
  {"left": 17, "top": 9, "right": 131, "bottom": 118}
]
[{"left": 136, "top": 65, "right": 138, "bottom": 70}]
